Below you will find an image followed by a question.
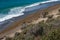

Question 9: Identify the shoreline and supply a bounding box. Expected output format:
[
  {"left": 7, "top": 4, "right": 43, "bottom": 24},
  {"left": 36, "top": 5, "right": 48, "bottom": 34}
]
[{"left": 0, "top": 1, "right": 60, "bottom": 22}]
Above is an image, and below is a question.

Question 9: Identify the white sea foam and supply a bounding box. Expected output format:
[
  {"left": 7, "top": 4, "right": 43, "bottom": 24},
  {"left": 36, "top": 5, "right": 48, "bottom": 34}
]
[
  {"left": 0, "top": 0, "right": 59, "bottom": 22},
  {"left": 0, "top": 7, "right": 25, "bottom": 22},
  {"left": 49, "top": 0, "right": 58, "bottom": 1},
  {"left": 25, "top": 0, "right": 58, "bottom": 8}
]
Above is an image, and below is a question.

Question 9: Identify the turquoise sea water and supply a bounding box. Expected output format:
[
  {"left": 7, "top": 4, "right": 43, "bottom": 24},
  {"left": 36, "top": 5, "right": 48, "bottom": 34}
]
[
  {"left": 0, "top": 0, "right": 58, "bottom": 22},
  {"left": 0, "top": 0, "right": 47, "bottom": 9}
]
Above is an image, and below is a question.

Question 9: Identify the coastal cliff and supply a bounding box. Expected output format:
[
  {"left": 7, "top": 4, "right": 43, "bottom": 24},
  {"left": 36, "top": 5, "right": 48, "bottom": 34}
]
[{"left": 0, "top": 1, "right": 60, "bottom": 40}]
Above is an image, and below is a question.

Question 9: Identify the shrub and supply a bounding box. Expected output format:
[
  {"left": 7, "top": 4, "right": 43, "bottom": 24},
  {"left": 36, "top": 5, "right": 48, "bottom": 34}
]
[
  {"left": 42, "top": 29, "right": 60, "bottom": 40},
  {"left": 5, "top": 37, "right": 12, "bottom": 40}
]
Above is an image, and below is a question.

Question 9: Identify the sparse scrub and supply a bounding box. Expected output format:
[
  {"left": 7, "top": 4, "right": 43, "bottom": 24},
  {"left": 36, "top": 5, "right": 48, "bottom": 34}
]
[{"left": 5, "top": 16, "right": 60, "bottom": 40}]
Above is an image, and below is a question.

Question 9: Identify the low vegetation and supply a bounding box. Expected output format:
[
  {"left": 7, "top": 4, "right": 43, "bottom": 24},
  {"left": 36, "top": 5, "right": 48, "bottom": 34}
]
[{"left": 2, "top": 15, "right": 60, "bottom": 40}]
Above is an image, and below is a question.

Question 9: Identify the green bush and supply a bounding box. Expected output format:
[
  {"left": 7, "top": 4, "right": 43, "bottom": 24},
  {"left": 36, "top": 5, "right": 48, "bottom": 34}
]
[{"left": 42, "top": 29, "right": 60, "bottom": 40}]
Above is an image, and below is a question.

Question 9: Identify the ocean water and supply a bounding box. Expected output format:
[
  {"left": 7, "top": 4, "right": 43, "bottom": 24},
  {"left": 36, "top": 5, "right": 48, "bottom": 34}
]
[{"left": 0, "top": 0, "right": 59, "bottom": 22}]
